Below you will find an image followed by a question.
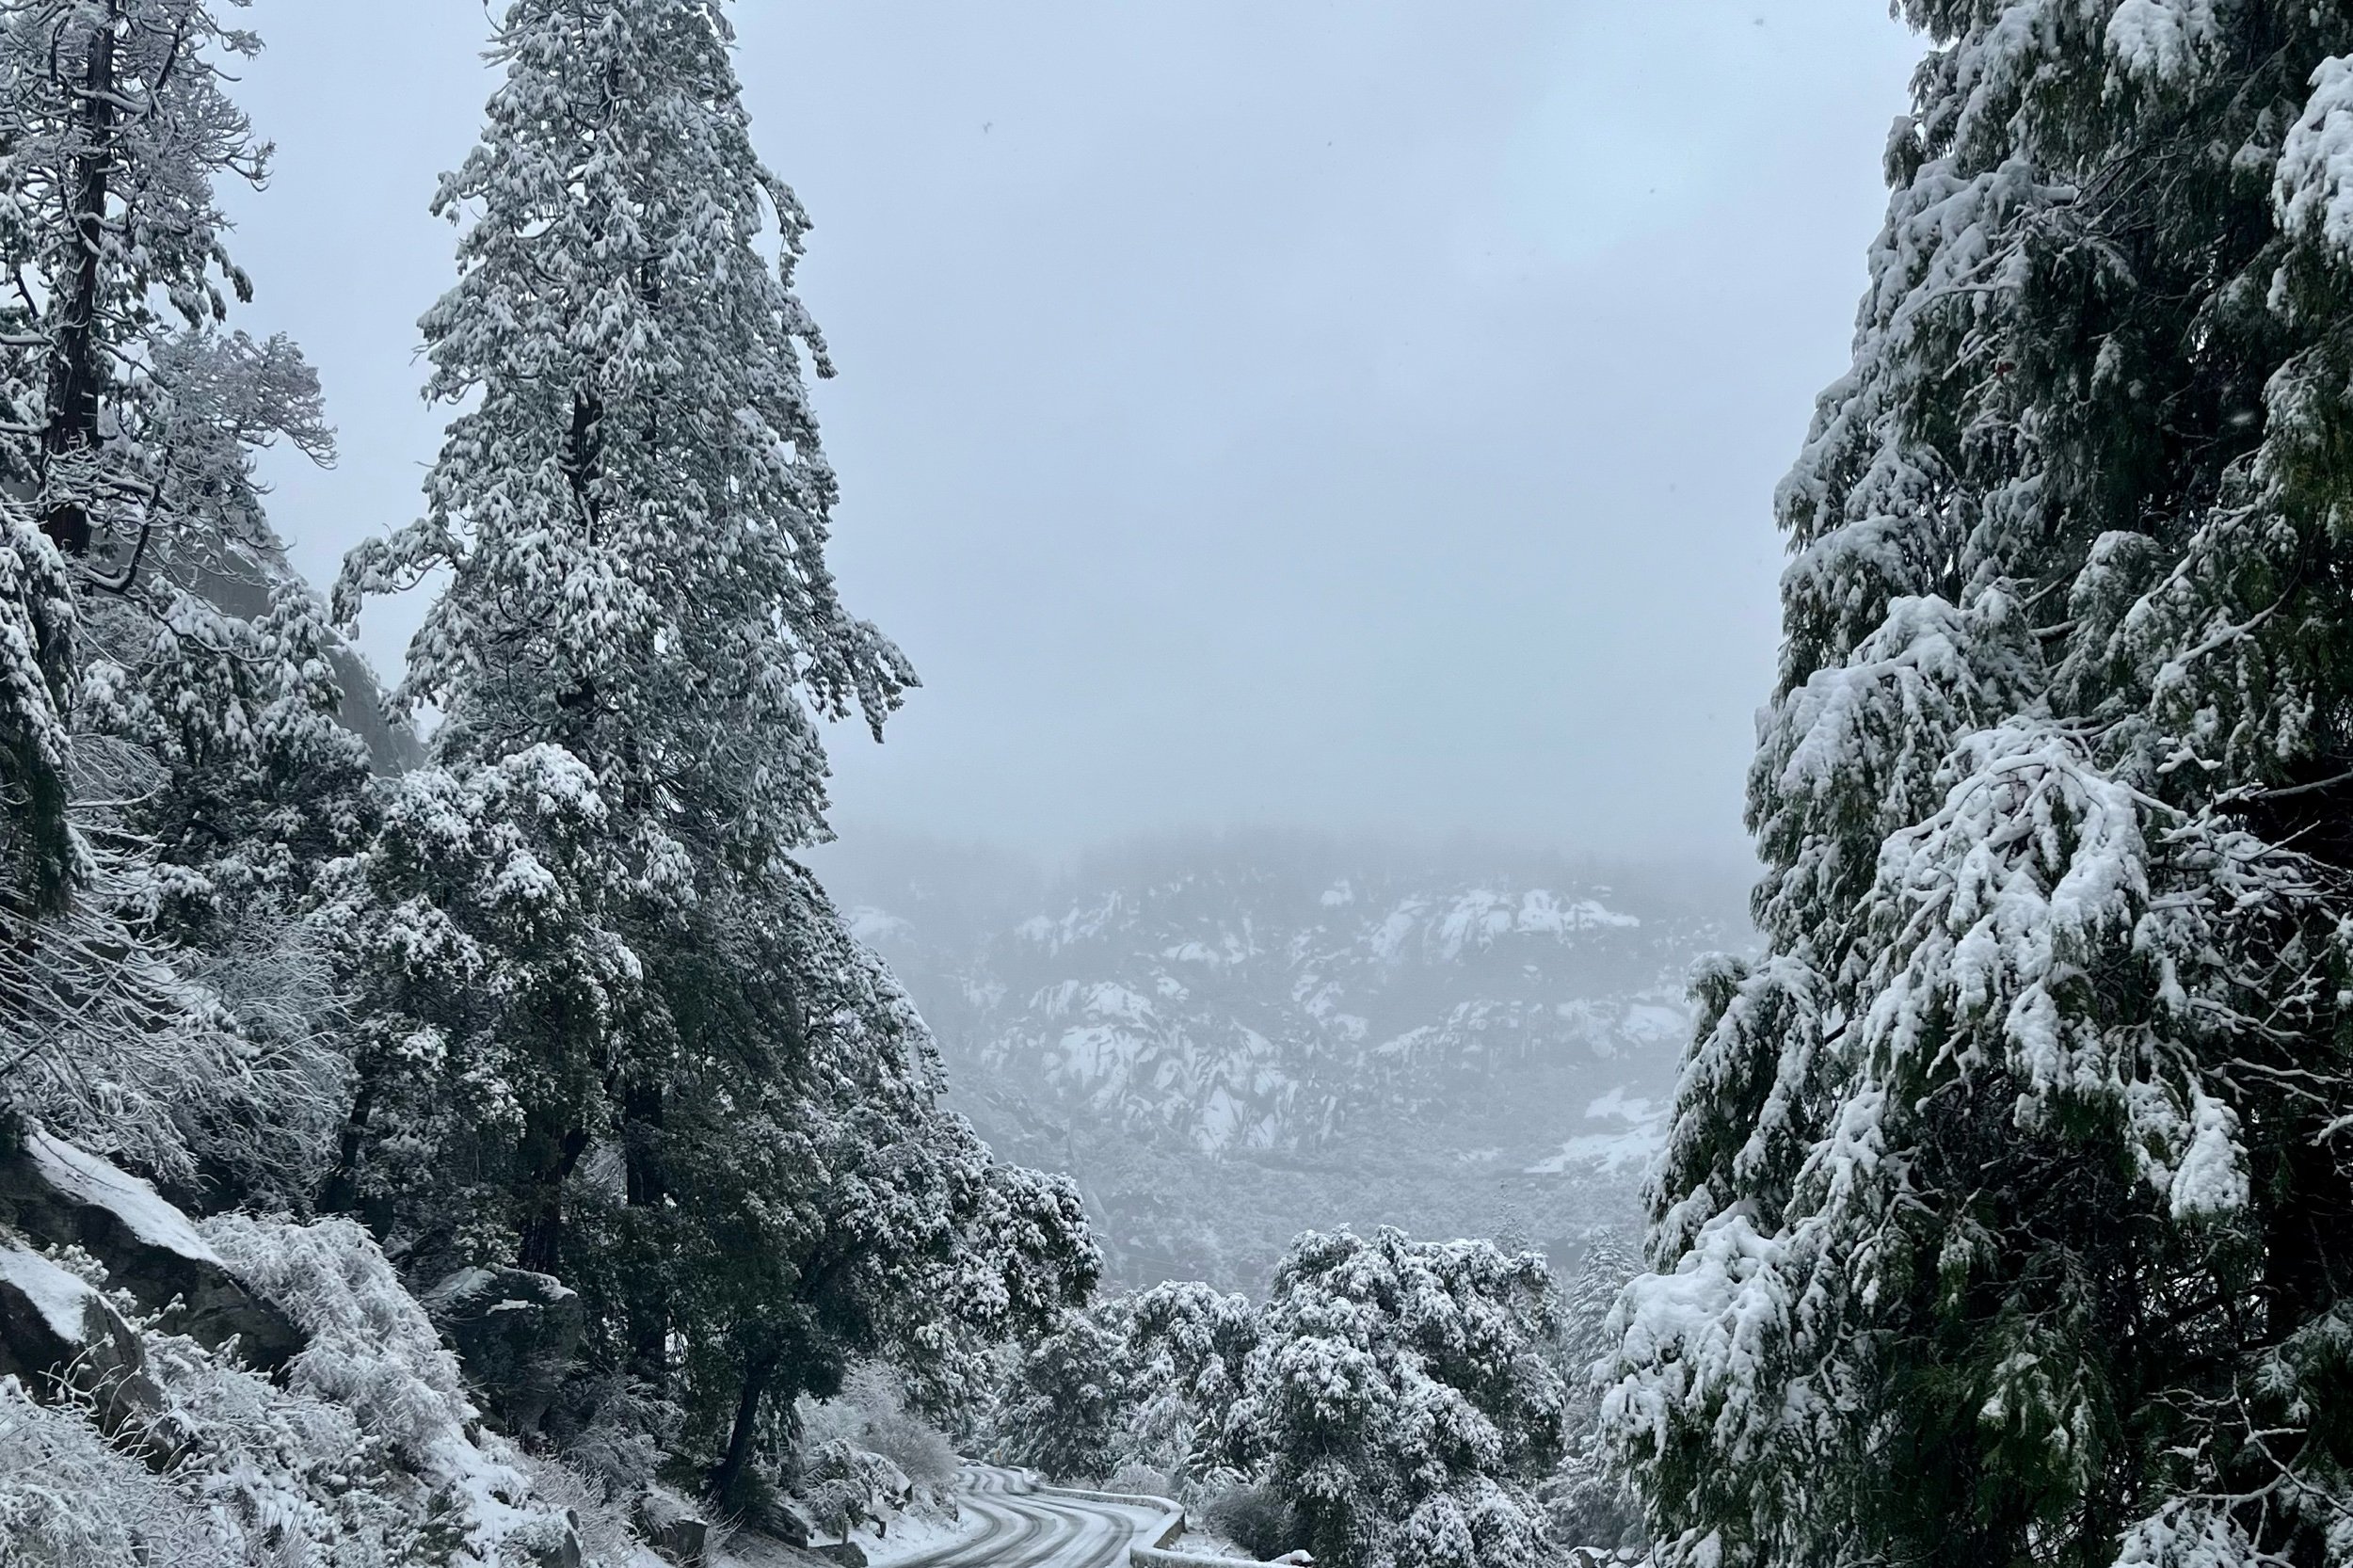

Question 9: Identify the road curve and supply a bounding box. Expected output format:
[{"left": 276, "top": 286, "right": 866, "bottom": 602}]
[{"left": 884, "top": 1464, "right": 1176, "bottom": 1568}]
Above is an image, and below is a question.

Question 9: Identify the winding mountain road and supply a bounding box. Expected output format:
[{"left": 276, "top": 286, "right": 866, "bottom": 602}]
[{"left": 884, "top": 1465, "right": 1176, "bottom": 1568}]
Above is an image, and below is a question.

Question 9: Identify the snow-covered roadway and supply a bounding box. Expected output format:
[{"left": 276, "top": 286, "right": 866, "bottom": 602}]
[{"left": 879, "top": 1464, "right": 1177, "bottom": 1568}]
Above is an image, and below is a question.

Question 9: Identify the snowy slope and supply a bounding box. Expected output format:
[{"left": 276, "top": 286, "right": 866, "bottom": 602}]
[{"left": 832, "top": 840, "right": 1745, "bottom": 1289}]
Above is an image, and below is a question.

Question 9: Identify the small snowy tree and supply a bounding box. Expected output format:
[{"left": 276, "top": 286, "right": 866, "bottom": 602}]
[
  {"left": 994, "top": 1302, "right": 1138, "bottom": 1484},
  {"left": 1223, "top": 1229, "right": 1567, "bottom": 1568},
  {"left": 1540, "top": 1231, "right": 1641, "bottom": 1555},
  {"left": 1608, "top": 9, "right": 2353, "bottom": 1567},
  {"left": 1125, "top": 1279, "right": 1260, "bottom": 1486}
]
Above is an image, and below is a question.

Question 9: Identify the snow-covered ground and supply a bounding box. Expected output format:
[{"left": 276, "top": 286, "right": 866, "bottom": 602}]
[{"left": 854, "top": 1500, "right": 995, "bottom": 1567}]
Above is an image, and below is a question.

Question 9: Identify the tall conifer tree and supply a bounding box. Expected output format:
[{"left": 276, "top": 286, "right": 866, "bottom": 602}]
[
  {"left": 338, "top": 0, "right": 1091, "bottom": 1492},
  {"left": 335, "top": 0, "right": 913, "bottom": 1255},
  {"left": 1609, "top": 8, "right": 2353, "bottom": 1566}
]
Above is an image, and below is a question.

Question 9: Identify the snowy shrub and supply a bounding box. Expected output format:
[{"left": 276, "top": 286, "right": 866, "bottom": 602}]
[
  {"left": 168, "top": 898, "right": 355, "bottom": 1207},
  {"left": 1222, "top": 1229, "right": 1568, "bottom": 1568},
  {"left": 807, "top": 1364, "right": 960, "bottom": 1496},
  {"left": 548, "top": 1373, "right": 680, "bottom": 1502},
  {"left": 800, "top": 1437, "right": 913, "bottom": 1541},
  {"left": 0, "top": 844, "right": 308, "bottom": 1193},
  {"left": 0, "top": 1376, "right": 230, "bottom": 1568},
  {"left": 864, "top": 1397, "right": 959, "bottom": 1496},
  {"left": 138, "top": 1326, "right": 452, "bottom": 1568},
  {"left": 197, "top": 1213, "right": 584, "bottom": 1566},
  {"left": 1201, "top": 1482, "right": 1300, "bottom": 1560},
  {"left": 511, "top": 1452, "right": 645, "bottom": 1568},
  {"left": 798, "top": 1385, "right": 867, "bottom": 1454},
  {"left": 1107, "top": 1461, "right": 1174, "bottom": 1498},
  {"left": 794, "top": 1363, "right": 961, "bottom": 1540},
  {"left": 200, "top": 1213, "right": 472, "bottom": 1464},
  {"left": 7, "top": 1217, "right": 585, "bottom": 1568}
]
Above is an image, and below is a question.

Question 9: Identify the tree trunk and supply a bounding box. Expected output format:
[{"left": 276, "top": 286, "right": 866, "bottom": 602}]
[
  {"left": 516, "top": 1124, "right": 591, "bottom": 1275},
  {"left": 623, "top": 1078, "right": 668, "bottom": 1380},
  {"left": 40, "top": 4, "right": 120, "bottom": 557},
  {"left": 561, "top": 388, "right": 602, "bottom": 534},
  {"left": 316, "top": 1079, "right": 377, "bottom": 1217},
  {"left": 710, "top": 1346, "right": 776, "bottom": 1505}
]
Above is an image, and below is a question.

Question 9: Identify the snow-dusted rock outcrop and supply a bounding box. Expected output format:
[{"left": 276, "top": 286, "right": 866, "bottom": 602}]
[
  {"left": 0, "top": 1126, "right": 593, "bottom": 1566},
  {"left": 422, "top": 1266, "right": 585, "bottom": 1433},
  {"left": 0, "top": 1244, "right": 159, "bottom": 1426},
  {"left": 0, "top": 1121, "right": 301, "bottom": 1369}
]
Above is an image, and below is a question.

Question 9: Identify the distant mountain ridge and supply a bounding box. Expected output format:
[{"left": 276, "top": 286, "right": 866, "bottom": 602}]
[{"left": 824, "top": 835, "right": 1750, "bottom": 1289}]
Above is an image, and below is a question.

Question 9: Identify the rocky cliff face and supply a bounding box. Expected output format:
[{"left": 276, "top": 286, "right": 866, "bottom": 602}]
[{"left": 828, "top": 838, "right": 1748, "bottom": 1290}]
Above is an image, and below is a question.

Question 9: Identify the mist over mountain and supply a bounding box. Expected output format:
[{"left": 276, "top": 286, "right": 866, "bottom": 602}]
[{"left": 815, "top": 830, "right": 1754, "bottom": 1290}]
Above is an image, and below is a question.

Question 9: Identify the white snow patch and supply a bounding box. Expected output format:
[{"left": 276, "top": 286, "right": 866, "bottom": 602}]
[
  {"left": 28, "top": 1128, "right": 223, "bottom": 1265},
  {"left": 2280, "top": 55, "right": 2353, "bottom": 256},
  {"left": 0, "top": 1246, "right": 101, "bottom": 1344},
  {"left": 1523, "top": 1087, "right": 1668, "bottom": 1176},
  {"left": 2105, "top": 0, "right": 2217, "bottom": 86},
  {"left": 2169, "top": 1090, "right": 2249, "bottom": 1220},
  {"left": 1369, "top": 903, "right": 1423, "bottom": 962},
  {"left": 852, "top": 1503, "right": 993, "bottom": 1567}
]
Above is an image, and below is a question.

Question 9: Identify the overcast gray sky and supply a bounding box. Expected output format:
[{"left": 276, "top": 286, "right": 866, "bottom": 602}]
[{"left": 219, "top": 1, "right": 1917, "bottom": 866}]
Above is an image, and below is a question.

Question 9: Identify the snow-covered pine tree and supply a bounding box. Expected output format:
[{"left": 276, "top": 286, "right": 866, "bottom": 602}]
[
  {"left": 337, "top": 0, "right": 1089, "bottom": 1492},
  {"left": 0, "top": 0, "right": 368, "bottom": 1192},
  {"left": 1608, "top": 8, "right": 2353, "bottom": 1566},
  {"left": 1543, "top": 1231, "right": 1641, "bottom": 1554},
  {"left": 337, "top": 0, "right": 913, "bottom": 851},
  {"left": 995, "top": 1301, "right": 1144, "bottom": 1485},
  {"left": 335, "top": 0, "right": 910, "bottom": 1264},
  {"left": 1224, "top": 1229, "right": 1567, "bottom": 1568}
]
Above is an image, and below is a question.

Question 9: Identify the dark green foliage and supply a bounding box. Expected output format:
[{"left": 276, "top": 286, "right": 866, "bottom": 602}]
[
  {"left": 1608, "top": 8, "right": 2353, "bottom": 1566},
  {"left": 325, "top": 0, "right": 1099, "bottom": 1511},
  {"left": 1202, "top": 1483, "right": 1302, "bottom": 1560},
  {"left": 992, "top": 1302, "right": 1135, "bottom": 1484},
  {"left": 0, "top": 513, "right": 75, "bottom": 922}
]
